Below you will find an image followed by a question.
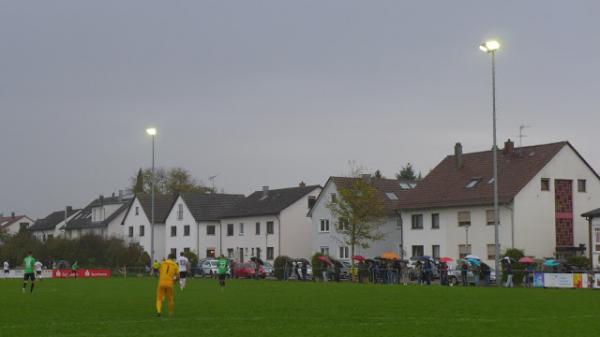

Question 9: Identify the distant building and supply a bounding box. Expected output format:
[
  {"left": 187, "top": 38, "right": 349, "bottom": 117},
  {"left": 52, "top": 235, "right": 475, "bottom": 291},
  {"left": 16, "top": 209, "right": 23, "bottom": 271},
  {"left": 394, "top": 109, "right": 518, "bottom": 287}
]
[
  {"left": 163, "top": 192, "right": 245, "bottom": 260},
  {"left": 309, "top": 176, "right": 412, "bottom": 260},
  {"left": 29, "top": 207, "right": 80, "bottom": 241},
  {"left": 63, "top": 194, "right": 131, "bottom": 239},
  {"left": 121, "top": 194, "right": 176, "bottom": 261},
  {"left": 220, "top": 183, "right": 322, "bottom": 261},
  {"left": 397, "top": 140, "right": 600, "bottom": 264},
  {"left": 582, "top": 208, "right": 600, "bottom": 270},
  {"left": 0, "top": 213, "right": 35, "bottom": 235}
]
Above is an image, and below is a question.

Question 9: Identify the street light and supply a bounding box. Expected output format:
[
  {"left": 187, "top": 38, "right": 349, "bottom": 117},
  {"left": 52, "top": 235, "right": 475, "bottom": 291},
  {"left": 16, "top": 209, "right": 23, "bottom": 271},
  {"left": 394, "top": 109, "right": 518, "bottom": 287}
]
[
  {"left": 480, "top": 39, "right": 501, "bottom": 286},
  {"left": 146, "top": 127, "right": 157, "bottom": 262}
]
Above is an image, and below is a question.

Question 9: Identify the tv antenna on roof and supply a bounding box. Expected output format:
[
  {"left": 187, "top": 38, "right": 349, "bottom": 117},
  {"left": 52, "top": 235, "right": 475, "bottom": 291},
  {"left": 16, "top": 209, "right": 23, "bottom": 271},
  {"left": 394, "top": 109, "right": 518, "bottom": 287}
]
[
  {"left": 518, "top": 125, "right": 532, "bottom": 147},
  {"left": 208, "top": 173, "right": 220, "bottom": 192}
]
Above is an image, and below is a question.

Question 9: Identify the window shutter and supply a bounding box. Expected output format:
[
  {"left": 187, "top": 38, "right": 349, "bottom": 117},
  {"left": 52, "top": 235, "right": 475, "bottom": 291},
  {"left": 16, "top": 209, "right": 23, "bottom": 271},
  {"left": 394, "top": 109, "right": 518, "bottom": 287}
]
[{"left": 458, "top": 211, "right": 471, "bottom": 224}]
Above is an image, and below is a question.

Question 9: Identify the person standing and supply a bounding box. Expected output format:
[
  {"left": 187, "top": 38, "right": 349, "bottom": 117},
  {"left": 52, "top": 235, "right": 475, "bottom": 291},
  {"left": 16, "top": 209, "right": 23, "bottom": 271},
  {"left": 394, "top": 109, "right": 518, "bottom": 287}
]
[
  {"left": 23, "top": 252, "right": 36, "bottom": 293},
  {"left": 423, "top": 260, "right": 432, "bottom": 285},
  {"left": 461, "top": 262, "right": 469, "bottom": 286},
  {"left": 216, "top": 255, "right": 228, "bottom": 288},
  {"left": 177, "top": 252, "right": 189, "bottom": 290},
  {"left": 301, "top": 261, "right": 307, "bottom": 281},
  {"left": 3, "top": 261, "right": 9, "bottom": 278},
  {"left": 440, "top": 262, "right": 449, "bottom": 286},
  {"left": 71, "top": 261, "right": 78, "bottom": 278},
  {"left": 34, "top": 261, "right": 43, "bottom": 281},
  {"left": 156, "top": 254, "right": 179, "bottom": 317},
  {"left": 152, "top": 260, "right": 160, "bottom": 277},
  {"left": 504, "top": 261, "right": 514, "bottom": 288}
]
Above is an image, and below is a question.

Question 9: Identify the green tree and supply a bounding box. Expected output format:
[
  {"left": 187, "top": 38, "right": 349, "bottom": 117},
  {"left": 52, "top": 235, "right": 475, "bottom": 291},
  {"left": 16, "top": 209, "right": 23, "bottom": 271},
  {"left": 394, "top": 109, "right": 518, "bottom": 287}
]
[
  {"left": 396, "top": 163, "right": 417, "bottom": 180},
  {"left": 327, "top": 178, "right": 388, "bottom": 267},
  {"left": 129, "top": 167, "right": 213, "bottom": 194},
  {"left": 133, "top": 168, "right": 144, "bottom": 194}
]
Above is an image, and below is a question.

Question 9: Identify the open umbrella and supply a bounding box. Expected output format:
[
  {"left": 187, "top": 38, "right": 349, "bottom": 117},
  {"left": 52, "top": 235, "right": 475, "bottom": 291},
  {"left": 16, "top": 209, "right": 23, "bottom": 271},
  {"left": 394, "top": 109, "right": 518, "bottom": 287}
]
[
  {"left": 439, "top": 257, "right": 454, "bottom": 263},
  {"left": 543, "top": 259, "right": 560, "bottom": 267},
  {"left": 467, "top": 258, "right": 481, "bottom": 266},
  {"left": 518, "top": 257, "right": 535, "bottom": 264},
  {"left": 317, "top": 256, "right": 332, "bottom": 266},
  {"left": 502, "top": 256, "right": 516, "bottom": 264},
  {"left": 352, "top": 255, "right": 366, "bottom": 262},
  {"left": 380, "top": 252, "right": 401, "bottom": 260},
  {"left": 465, "top": 255, "right": 480, "bottom": 260}
]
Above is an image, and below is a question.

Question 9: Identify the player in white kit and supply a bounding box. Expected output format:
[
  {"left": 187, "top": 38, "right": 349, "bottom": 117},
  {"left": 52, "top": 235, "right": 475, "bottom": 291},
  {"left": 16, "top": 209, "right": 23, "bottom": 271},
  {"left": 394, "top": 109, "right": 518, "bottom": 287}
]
[
  {"left": 3, "top": 261, "right": 9, "bottom": 278},
  {"left": 34, "top": 261, "right": 43, "bottom": 280},
  {"left": 177, "top": 252, "right": 190, "bottom": 290}
]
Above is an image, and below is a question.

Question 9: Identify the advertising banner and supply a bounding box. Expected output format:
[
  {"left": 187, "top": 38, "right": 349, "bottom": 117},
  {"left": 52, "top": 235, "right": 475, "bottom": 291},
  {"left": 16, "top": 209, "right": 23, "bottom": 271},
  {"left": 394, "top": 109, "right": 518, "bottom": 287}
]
[
  {"left": 533, "top": 273, "right": 544, "bottom": 288},
  {"left": 52, "top": 269, "right": 111, "bottom": 278},
  {"left": 1, "top": 270, "right": 53, "bottom": 279},
  {"left": 543, "top": 273, "right": 574, "bottom": 288},
  {"left": 594, "top": 274, "right": 600, "bottom": 289}
]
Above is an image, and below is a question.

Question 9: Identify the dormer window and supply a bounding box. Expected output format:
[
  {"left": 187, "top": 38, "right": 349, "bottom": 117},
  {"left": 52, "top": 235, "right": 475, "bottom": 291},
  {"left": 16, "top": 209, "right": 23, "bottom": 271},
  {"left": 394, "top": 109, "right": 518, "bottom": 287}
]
[
  {"left": 466, "top": 178, "right": 481, "bottom": 189},
  {"left": 385, "top": 192, "right": 399, "bottom": 200},
  {"left": 399, "top": 182, "right": 416, "bottom": 190}
]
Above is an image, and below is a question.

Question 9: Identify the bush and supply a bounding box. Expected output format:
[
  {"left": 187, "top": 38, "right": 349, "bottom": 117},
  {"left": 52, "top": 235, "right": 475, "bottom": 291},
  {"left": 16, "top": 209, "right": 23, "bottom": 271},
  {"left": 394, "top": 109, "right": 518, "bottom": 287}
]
[
  {"left": 273, "top": 256, "right": 292, "bottom": 280},
  {"left": 566, "top": 256, "right": 591, "bottom": 270},
  {"left": 502, "top": 248, "right": 527, "bottom": 286},
  {"left": 182, "top": 251, "right": 198, "bottom": 269},
  {"left": 0, "top": 232, "right": 147, "bottom": 269}
]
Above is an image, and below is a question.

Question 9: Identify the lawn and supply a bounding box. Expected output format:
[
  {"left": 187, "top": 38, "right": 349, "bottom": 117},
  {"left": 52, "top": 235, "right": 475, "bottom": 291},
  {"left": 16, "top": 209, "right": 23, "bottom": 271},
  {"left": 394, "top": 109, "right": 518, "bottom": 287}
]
[{"left": 1, "top": 277, "right": 599, "bottom": 337}]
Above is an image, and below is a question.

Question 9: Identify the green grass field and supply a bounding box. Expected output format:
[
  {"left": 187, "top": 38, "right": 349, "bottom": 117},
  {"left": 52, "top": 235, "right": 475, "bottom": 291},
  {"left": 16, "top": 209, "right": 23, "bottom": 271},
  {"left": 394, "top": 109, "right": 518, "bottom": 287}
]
[{"left": 2, "top": 277, "right": 599, "bottom": 337}]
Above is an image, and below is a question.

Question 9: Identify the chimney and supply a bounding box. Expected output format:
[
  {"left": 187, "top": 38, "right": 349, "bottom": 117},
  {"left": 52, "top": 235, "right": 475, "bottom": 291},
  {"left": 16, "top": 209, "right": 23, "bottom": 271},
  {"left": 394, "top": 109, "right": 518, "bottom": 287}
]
[
  {"left": 66, "top": 206, "right": 73, "bottom": 213},
  {"left": 11, "top": 211, "right": 15, "bottom": 218},
  {"left": 503, "top": 139, "right": 515, "bottom": 155},
  {"left": 99, "top": 194, "right": 104, "bottom": 205},
  {"left": 118, "top": 190, "right": 123, "bottom": 202},
  {"left": 361, "top": 174, "right": 372, "bottom": 184},
  {"left": 299, "top": 181, "right": 306, "bottom": 187},
  {"left": 262, "top": 186, "right": 269, "bottom": 198},
  {"left": 455, "top": 143, "right": 463, "bottom": 169}
]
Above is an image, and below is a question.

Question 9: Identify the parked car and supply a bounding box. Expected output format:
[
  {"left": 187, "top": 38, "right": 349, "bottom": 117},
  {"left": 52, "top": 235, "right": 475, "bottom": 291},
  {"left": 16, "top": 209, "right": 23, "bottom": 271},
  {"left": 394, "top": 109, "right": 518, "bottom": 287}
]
[
  {"left": 262, "top": 261, "right": 274, "bottom": 276},
  {"left": 447, "top": 264, "right": 496, "bottom": 285},
  {"left": 233, "top": 262, "right": 266, "bottom": 279},
  {"left": 197, "top": 259, "right": 218, "bottom": 276}
]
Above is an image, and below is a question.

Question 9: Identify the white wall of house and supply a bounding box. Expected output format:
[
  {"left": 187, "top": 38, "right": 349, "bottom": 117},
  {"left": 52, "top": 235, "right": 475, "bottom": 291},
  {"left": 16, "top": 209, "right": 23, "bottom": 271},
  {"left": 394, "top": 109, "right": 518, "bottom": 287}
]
[
  {"left": 311, "top": 182, "right": 400, "bottom": 260},
  {"left": 3, "top": 217, "right": 34, "bottom": 235},
  {"left": 401, "top": 206, "right": 512, "bottom": 265},
  {"left": 221, "top": 215, "right": 279, "bottom": 262},
  {"left": 280, "top": 187, "right": 322, "bottom": 259},
  {"left": 513, "top": 145, "right": 600, "bottom": 259},
  {"left": 591, "top": 217, "right": 600, "bottom": 269},
  {"left": 106, "top": 208, "right": 127, "bottom": 238},
  {"left": 196, "top": 221, "right": 221, "bottom": 259},
  {"left": 164, "top": 196, "right": 197, "bottom": 258},
  {"left": 122, "top": 198, "right": 151, "bottom": 252}
]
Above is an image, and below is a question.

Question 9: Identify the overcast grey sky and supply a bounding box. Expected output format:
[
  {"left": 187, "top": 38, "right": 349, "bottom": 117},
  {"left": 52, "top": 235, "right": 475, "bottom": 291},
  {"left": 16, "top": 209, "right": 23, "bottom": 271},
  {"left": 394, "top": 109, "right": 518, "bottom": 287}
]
[{"left": 1, "top": 1, "right": 598, "bottom": 218}]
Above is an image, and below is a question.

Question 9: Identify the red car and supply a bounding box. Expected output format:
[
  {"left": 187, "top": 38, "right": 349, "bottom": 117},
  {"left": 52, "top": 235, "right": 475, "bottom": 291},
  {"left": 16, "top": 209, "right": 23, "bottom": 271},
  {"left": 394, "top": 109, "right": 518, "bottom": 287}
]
[{"left": 232, "top": 262, "right": 266, "bottom": 279}]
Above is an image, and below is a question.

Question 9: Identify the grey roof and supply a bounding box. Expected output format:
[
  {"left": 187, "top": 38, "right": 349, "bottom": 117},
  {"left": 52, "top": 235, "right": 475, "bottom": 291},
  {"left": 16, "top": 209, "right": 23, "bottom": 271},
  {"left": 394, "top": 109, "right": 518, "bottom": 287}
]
[
  {"left": 179, "top": 193, "right": 245, "bottom": 221},
  {"left": 121, "top": 194, "right": 177, "bottom": 225},
  {"left": 65, "top": 197, "right": 131, "bottom": 230},
  {"left": 220, "top": 185, "right": 321, "bottom": 219},
  {"left": 582, "top": 208, "right": 600, "bottom": 218},
  {"left": 29, "top": 208, "right": 80, "bottom": 231}
]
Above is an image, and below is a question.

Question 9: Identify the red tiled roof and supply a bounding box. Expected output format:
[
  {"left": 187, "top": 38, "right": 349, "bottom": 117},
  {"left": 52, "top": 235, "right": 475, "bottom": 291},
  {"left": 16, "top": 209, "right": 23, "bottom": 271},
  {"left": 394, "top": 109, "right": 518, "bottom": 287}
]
[
  {"left": 0, "top": 215, "right": 28, "bottom": 228},
  {"left": 396, "top": 141, "right": 572, "bottom": 210}
]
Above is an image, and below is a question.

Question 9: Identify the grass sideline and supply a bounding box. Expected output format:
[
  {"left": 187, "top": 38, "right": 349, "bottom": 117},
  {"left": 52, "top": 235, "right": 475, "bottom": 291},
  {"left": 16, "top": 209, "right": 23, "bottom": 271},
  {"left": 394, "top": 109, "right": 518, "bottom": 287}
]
[{"left": 1, "top": 278, "right": 599, "bottom": 337}]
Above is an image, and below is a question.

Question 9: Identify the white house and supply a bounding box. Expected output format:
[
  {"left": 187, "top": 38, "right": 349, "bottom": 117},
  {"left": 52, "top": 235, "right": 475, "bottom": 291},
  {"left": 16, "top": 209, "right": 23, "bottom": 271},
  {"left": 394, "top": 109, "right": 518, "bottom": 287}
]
[
  {"left": 396, "top": 140, "right": 600, "bottom": 266},
  {"left": 309, "top": 176, "right": 411, "bottom": 260},
  {"left": 0, "top": 213, "right": 35, "bottom": 235},
  {"left": 63, "top": 194, "right": 131, "bottom": 239},
  {"left": 121, "top": 194, "right": 176, "bottom": 262},
  {"left": 29, "top": 207, "right": 80, "bottom": 241},
  {"left": 220, "top": 183, "right": 322, "bottom": 262},
  {"left": 163, "top": 192, "right": 245, "bottom": 260},
  {"left": 582, "top": 208, "right": 600, "bottom": 270}
]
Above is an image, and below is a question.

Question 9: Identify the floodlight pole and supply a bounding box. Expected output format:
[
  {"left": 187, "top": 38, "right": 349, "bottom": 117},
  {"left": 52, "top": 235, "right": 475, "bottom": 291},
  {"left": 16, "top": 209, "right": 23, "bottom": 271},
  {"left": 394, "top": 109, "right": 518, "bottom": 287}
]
[{"left": 490, "top": 50, "right": 501, "bottom": 287}]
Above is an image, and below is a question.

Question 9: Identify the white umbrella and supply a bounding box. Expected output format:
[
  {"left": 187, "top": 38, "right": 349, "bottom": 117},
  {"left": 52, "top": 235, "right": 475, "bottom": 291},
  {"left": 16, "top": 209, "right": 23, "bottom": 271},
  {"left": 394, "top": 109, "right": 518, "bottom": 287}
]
[{"left": 465, "top": 255, "right": 480, "bottom": 260}]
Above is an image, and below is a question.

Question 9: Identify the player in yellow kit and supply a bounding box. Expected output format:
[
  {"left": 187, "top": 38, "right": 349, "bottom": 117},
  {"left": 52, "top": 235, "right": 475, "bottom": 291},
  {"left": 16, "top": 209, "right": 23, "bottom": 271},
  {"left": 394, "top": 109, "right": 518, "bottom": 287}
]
[{"left": 156, "top": 254, "right": 179, "bottom": 317}]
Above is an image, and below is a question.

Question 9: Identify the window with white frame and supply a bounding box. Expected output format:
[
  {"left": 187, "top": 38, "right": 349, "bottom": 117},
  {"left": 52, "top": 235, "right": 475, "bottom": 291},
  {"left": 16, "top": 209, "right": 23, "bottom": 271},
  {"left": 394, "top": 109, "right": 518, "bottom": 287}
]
[
  {"left": 227, "top": 224, "right": 234, "bottom": 236},
  {"left": 239, "top": 223, "right": 244, "bottom": 235},
  {"left": 255, "top": 222, "right": 260, "bottom": 235},
  {"left": 319, "top": 219, "right": 330, "bottom": 232},
  {"left": 135, "top": 207, "right": 139, "bottom": 216},
  {"left": 139, "top": 225, "right": 145, "bottom": 237},
  {"left": 184, "top": 225, "right": 190, "bottom": 236},
  {"left": 458, "top": 244, "right": 471, "bottom": 258},
  {"left": 458, "top": 211, "right": 471, "bottom": 227},
  {"left": 320, "top": 246, "right": 330, "bottom": 256},
  {"left": 338, "top": 218, "right": 350, "bottom": 231},
  {"left": 206, "top": 225, "right": 215, "bottom": 236},
  {"left": 339, "top": 246, "right": 349, "bottom": 259},
  {"left": 486, "top": 210, "right": 497, "bottom": 225},
  {"left": 411, "top": 245, "right": 424, "bottom": 257},
  {"left": 330, "top": 193, "right": 337, "bottom": 203},
  {"left": 177, "top": 204, "right": 184, "bottom": 220},
  {"left": 595, "top": 228, "right": 600, "bottom": 252},
  {"left": 411, "top": 214, "right": 423, "bottom": 229},
  {"left": 128, "top": 226, "right": 133, "bottom": 237},
  {"left": 266, "top": 247, "right": 274, "bottom": 260},
  {"left": 431, "top": 213, "right": 440, "bottom": 229},
  {"left": 432, "top": 245, "right": 440, "bottom": 259},
  {"left": 266, "top": 221, "right": 274, "bottom": 234},
  {"left": 487, "top": 244, "right": 496, "bottom": 260}
]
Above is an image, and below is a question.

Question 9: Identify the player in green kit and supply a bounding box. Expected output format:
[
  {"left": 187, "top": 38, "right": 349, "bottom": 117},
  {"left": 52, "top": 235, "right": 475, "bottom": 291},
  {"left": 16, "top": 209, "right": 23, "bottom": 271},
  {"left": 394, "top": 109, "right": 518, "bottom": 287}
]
[
  {"left": 23, "top": 252, "right": 36, "bottom": 293},
  {"left": 217, "top": 255, "right": 228, "bottom": 288}
]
